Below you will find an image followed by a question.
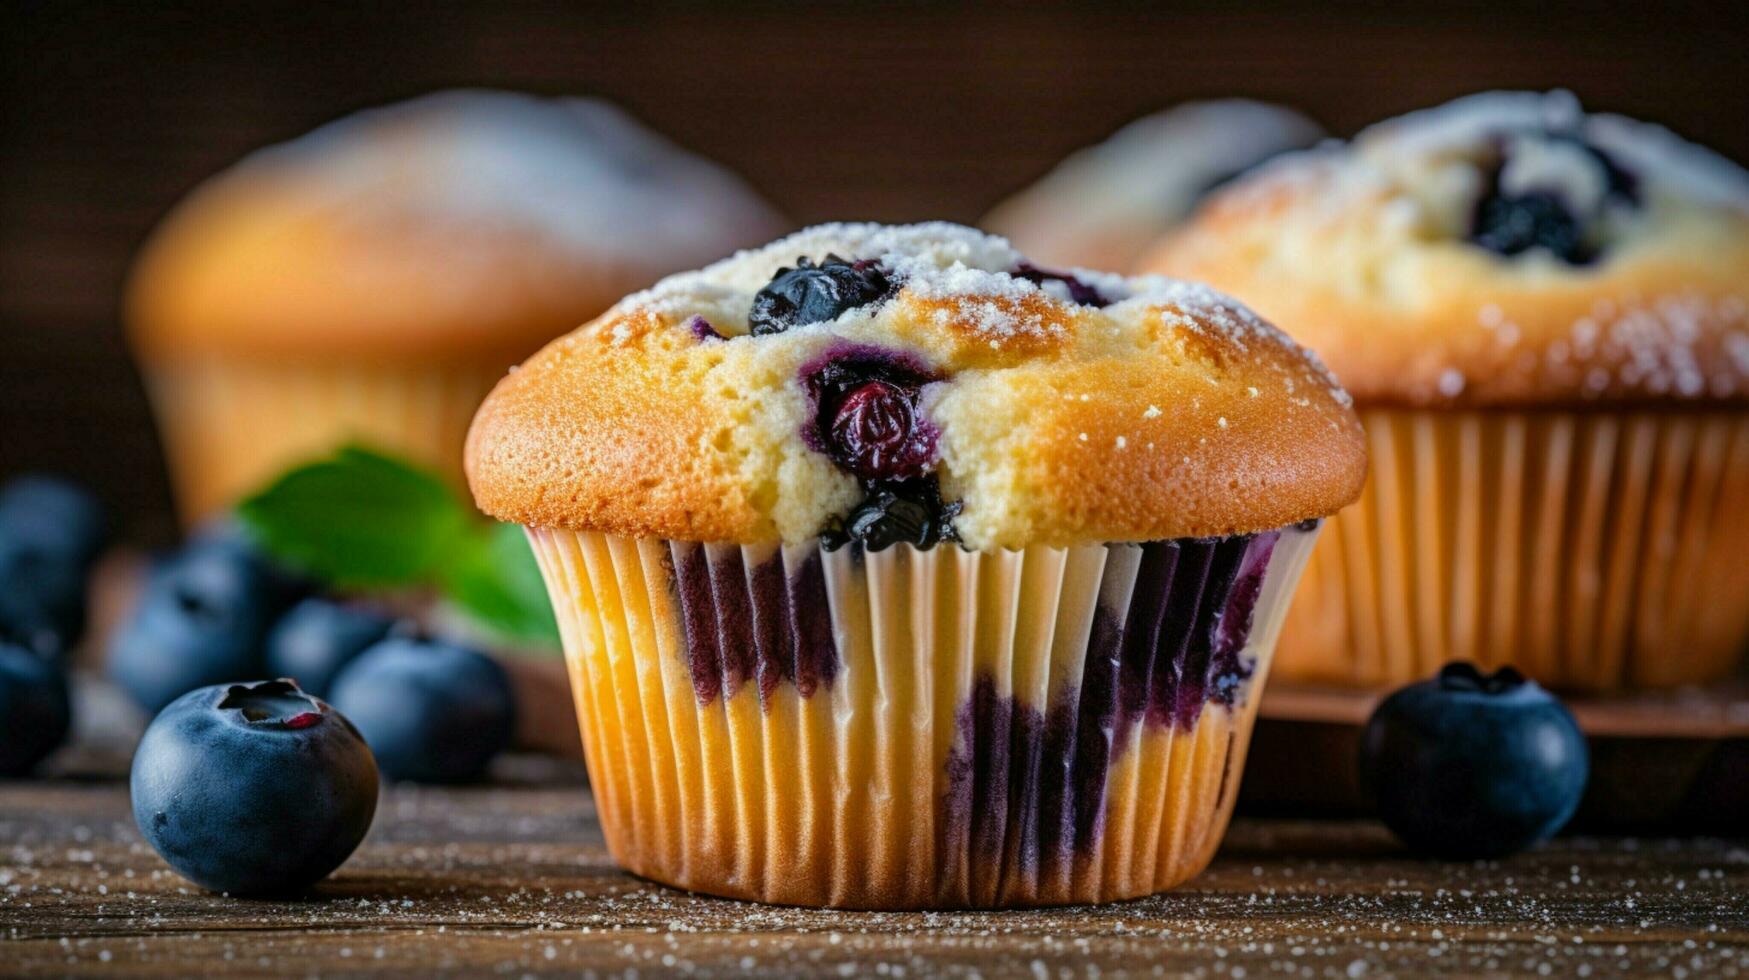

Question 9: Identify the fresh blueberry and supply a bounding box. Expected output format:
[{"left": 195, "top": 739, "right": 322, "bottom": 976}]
[
  {"left": 0, "top": 534, "right": 82, "bottom": 659},
  {"left": 0, "top": 476, "right": 106, "bottom": 655},
  {"left": 264, "top": 599, "right": 397, "bottom": 700},
  {"left": 0, "top": 642, "right": 71, "bottom": 776},
  {"left": 1360, "top": 663, "right": 1588, "bottom": 859},
  {"left": 184, "top": 519, "right": 312, "bottom": 609},
  {"left": 0, "top": 476, "right": 106, "bottom": 567},
  {"left": 749, "top": 255, "right": 896, "bottom": 336},
  {"left": 1470, "top": 191, "right": 1593, "bottom": 264},
  {"left": 130, "top": 679, "right": 378, "bottom": 895},
  {"left": 108, "top": 535, "right": 304, "bottom": 715},
  {"left": 1012, "top": 263, "right": 1110, "bottom": 307},
  {"left": 328, "top": 637, "right": 516, "bottom": 783}
]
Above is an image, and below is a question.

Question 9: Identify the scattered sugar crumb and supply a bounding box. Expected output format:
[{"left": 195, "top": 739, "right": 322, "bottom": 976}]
[{"left": 1437, "top": 368, "right": 1467, "bottom": 397}]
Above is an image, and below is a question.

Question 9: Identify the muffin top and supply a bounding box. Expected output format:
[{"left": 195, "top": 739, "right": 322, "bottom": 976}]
[
  {"left": 127, "top": 89, "right": 787, "bottom": 362},
  {"left": 983, "top": 100, "right": 1324, "bottom": 272},
  {"left": 466, "top": 223, "right": 1365, "bottom": 550},
  {"left": 1144, "top": 91, "right": 1749, "bottom": 407}
]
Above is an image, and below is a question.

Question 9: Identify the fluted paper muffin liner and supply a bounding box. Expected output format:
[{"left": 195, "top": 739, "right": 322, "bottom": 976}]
[
  {"left": 141, "top": 355, "right": 499, "bottom": 522},
  {"left": 526, "top": 524, "right": 1319, "bottom": 909},
  {"left": 1277, "top": 408, "right": 1749, "bottom": 691}
]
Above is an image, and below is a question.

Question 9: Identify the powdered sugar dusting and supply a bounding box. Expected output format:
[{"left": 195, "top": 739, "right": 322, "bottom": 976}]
[
  {"left": 624, "top": 222, "right": 1329, "bottom": 370},
  {"left": 1355, "top": 90, "right": 1749, "bottom": 214}
]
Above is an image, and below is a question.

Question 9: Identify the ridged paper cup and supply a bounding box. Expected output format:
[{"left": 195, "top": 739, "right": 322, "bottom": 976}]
[
  {"left": 140, "top": 354, "right": 500, "bottom": 523},
  {"left": 526, "top": 523, "right": 1320, "bottom": 909},
  {"left": 1277, "top": 408, "right": 1749, "bottom": 691}
]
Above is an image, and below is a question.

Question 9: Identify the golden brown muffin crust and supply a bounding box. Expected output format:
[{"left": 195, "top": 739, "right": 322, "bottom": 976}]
[{"left": 467, "top": 223, "right": 1365, "bottom": 549}]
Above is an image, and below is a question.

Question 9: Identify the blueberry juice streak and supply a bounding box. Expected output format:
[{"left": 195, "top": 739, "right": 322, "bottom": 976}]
[
  {"left": 939, "top": 529, "right": 1288, "bottom": 892},
  {"left": 668, "top": 542, "right": 839, "bottom": 709}
]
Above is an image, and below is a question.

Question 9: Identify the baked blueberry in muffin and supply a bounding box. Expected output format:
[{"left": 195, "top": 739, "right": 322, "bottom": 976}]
[
  {"left": 1146, "top": 91, "right": 1749, "bottom": 690},
  {"left": 467, "top": 223, "right": 1364, "bottom": 908}
]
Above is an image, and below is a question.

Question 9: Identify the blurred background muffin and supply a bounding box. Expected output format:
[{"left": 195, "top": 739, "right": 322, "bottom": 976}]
[
  {"left": 983, "top": 100, "right": 1323, "bottom": 271},
  {"left": 1145, "top": 91, "right": 1749, "bottom": 691},
  {"left": 125, "top": 89, "right": 787, "bottom": 523}
]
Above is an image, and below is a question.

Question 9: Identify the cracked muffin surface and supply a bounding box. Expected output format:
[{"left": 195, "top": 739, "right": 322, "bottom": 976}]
[{"left": 466, "top": 222, "right": 1365, "bottom": 549}]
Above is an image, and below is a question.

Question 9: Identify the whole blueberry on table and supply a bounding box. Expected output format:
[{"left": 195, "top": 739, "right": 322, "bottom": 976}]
[
  {"left": 108, "top": 533, "right": 305, "bottom": 714},
  {"left": 130, "top": 679, "right": 378, "bottom": 896},
  {"left": 0, "top": 476, "right": 107, "bottom": 566},
  {"left": 265, "top": 598, "right": 396, "bottom": 699},
  {"left": 1360, "top": 663, "right": 1588, "bottom": 859},
  {"left": 0, "top": 642, "right": 71, "bottom": 776},
  {"left": 0, "top": 475, "right": 107, "bottom": 655},
  {"left": 328, "top": 637, "right": 516, "bottom": 783}
]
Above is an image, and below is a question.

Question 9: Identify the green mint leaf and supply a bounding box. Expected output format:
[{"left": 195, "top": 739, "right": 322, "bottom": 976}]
[
  {"left": 237, "top": 445, "right": 471, "bottom": 587},
  {"left": 439, "top": 522, "right": 561, "bottom": 648}
]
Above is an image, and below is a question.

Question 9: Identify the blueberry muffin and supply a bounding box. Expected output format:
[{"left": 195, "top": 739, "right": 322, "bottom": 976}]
[
  {"left": 1145, "top": 91, "right": 1749, "bottom": 690},
  {"left": 983, "top": 100, "right": 1323, "bottom": 271},
  {"left": 127, "top": 89, "right": 787, "bottom": 522},
  {"left": 466, "top": 223, "right": 1365, "bottom": 908}
]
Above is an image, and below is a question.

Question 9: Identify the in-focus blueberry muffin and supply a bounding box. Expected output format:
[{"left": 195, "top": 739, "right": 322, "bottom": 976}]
[
  {"left": 983, "top": 100, "right": 1324, "bottom": 272},
  {"left": 1145, "top": 91, "right": 1749, "bottom": 691},
  {"left": 466, "top": 222, "right": 1365, "bottom": 908},
  {"left": 127, "top": 89, "right": 787, "bottom": 522}
]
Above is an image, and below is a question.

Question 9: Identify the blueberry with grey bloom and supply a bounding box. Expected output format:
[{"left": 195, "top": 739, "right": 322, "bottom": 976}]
[
  {"left": 0, "top": 641, "right": 71, "bottom": 776},
  {"left": 328, "top": 637, "right": 516, "bottom": 783},
  {"left": 130, "top": 679, "right": 378, "bottom": 895},
  {"left": 0, "top": 476, "right": 106, "bottom": 656},
  {"left": 264, "top": 598, "right": 397, "bottom": 699},
  {"left": 109, "top": 528, "right": 307, "bottom": 714},
  {"left": 1361, "top": 662, "right": 1588, "bottom": 859}
]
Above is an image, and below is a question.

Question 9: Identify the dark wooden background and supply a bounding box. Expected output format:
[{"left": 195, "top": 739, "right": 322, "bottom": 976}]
[{"left": 5, "top": 1, "right": 1748, "bottom": 545}]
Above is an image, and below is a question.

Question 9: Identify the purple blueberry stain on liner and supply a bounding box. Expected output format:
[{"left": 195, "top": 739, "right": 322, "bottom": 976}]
[
  {"left": 940, "top": 531, "right": 1277, "bottom": 875},
  {"left": 668, "top": 543, "right": 838, "bottom": 707},
  {"left": 745, "top": 550, "right": 838, "bottom": 705}
]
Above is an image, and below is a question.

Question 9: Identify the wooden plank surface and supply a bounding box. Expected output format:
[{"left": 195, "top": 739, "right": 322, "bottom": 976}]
[{"left": 2, "top": 757, "right": 1745, "bottom": 977}]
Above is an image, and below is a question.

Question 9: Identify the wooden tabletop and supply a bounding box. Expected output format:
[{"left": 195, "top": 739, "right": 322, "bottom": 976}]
[{"left": 3, "top": 752, "right": 1745, "bottom": 978}]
